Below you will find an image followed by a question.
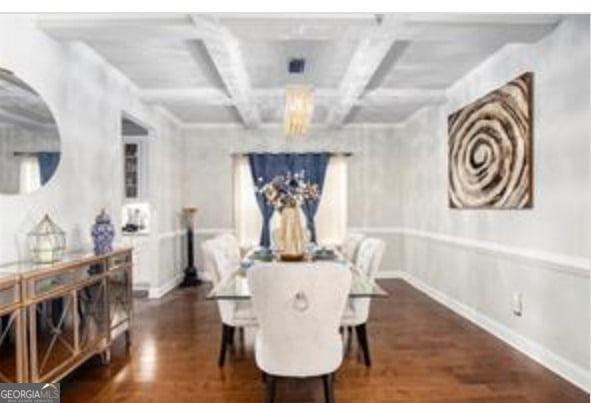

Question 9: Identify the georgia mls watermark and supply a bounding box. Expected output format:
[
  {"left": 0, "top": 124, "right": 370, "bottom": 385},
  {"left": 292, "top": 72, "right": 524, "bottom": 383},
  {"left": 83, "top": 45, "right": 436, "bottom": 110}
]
[{"left": 0, "top": 383, "right": 60, "bottom": 403}]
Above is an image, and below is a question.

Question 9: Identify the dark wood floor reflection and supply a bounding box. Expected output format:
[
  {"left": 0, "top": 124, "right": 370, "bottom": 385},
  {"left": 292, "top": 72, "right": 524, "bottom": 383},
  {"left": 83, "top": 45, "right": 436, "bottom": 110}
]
[{"left": 61, "top": 280, "right": 588, "bottom": 403}]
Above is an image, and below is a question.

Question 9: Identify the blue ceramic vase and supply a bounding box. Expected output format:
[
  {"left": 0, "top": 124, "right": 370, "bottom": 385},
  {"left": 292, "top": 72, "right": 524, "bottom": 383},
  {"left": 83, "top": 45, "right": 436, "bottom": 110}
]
[{"left": 91, "top": 209, "right": 115, "bottom": 255}]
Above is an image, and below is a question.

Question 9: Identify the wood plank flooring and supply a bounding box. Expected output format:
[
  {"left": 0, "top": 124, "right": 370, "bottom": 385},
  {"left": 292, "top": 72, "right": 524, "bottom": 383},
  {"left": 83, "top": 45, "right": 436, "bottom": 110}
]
[{"left": 60, "top": 279, "right": 589, "bottom": 403}]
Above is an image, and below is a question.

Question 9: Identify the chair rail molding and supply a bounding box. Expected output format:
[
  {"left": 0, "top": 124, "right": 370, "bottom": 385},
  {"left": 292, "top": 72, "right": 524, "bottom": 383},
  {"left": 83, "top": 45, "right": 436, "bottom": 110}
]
[
  {"left": 194, "top": 227, "right": 237, "bottom": 235},
  {"left": 349, "top": 227, "right": 590, "bottom": 278}
]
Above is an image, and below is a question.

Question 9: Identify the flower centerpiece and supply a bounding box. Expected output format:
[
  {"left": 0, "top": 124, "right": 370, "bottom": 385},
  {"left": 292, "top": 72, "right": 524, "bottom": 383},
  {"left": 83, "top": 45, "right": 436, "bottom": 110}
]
[
  {"left": 256, "top": 171, "right": 320, "bottom": 260},
  {"left": 257, "top": 171, "right": 320, "bottom": 210}
]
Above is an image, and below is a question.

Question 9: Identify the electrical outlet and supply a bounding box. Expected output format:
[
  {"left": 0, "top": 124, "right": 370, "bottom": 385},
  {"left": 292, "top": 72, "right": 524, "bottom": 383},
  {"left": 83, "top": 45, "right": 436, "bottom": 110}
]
[{"left": 513, "top": 292, "right": 523, "bottom": 316}]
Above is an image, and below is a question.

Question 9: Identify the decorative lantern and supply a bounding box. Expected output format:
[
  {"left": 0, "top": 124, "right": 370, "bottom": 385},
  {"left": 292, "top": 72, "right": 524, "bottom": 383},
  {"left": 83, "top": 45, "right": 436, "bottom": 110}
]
[{"left": 27, "top": 214, "right": 66, "bottom": 264}]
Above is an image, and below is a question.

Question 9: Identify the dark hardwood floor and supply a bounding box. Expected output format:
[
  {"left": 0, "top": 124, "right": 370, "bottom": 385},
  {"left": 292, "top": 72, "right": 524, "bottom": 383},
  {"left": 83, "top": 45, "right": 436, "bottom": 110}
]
[{"left": 60, "top": 280, "right": 589, "bottom": 403}]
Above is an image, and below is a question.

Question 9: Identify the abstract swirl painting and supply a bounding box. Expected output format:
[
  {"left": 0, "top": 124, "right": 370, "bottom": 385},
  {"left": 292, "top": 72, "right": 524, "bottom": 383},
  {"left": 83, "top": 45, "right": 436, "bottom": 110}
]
[{"left": 448, "top": 72, "right": 533, "bottom": 209}]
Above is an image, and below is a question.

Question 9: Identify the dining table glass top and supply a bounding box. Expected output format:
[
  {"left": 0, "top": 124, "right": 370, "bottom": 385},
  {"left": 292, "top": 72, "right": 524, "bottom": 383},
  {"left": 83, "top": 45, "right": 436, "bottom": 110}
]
[{"left": 206, "top": 247, "right": 388, "bottom": 300}]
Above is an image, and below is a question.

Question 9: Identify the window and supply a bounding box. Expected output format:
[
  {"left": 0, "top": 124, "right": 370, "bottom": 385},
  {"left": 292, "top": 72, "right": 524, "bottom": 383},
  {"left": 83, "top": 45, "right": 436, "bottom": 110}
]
[
  {"left": 19, "top": 155, "right": 41, "bottom": 194},
  {"left": 233, "top": 155, "right": 348, "bottom": 248}
]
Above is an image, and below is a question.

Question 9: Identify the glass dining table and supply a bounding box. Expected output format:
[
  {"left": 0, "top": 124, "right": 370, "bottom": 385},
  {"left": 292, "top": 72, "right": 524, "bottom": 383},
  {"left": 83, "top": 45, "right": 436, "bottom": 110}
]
[{"left": 206, "top": 248, "right": 388, "bottom": 300}]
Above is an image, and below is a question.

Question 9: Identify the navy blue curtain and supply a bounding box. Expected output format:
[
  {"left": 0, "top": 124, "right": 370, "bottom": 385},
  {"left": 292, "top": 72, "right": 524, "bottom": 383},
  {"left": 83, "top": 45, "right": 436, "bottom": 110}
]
[
  {"left": 292, "top": 153, "right": 329, "bottom": 243},
  {"left": 248, "top": 152, "right": 330, "bottom": 247},
  {"left": 37, "top": 152, "right": 60, "bottom": 185},
  {"left": 248, "top": 153, "right": 290, "bottom": 248}
]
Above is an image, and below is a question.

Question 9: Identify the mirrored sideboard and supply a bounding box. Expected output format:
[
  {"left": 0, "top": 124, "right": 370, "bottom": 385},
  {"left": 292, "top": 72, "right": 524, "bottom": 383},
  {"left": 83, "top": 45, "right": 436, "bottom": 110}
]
[
  {"left": 0, "top": 273, "right": 26, "bottom": 382},
  {"left": 0, "top": 247, "right": 133, "bottom": 383}
]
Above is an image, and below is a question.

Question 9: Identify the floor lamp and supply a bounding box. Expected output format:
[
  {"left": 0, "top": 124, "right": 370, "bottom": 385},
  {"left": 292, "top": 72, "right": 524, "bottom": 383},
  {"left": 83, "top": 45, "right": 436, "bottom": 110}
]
[{"left": 180, "top": 207, "right": 201, "bottom": 287}]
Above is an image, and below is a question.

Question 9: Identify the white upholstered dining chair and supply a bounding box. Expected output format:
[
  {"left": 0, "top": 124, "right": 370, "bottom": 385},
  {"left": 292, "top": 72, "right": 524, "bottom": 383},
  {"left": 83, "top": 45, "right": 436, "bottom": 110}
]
[
  {"left": 201, "top": 238, "right": 257, "bottom": 367},
  {"left": 216, "top": 232, "right": 242, "bottom": 270},
  {"left": 341, "top": 237, "right": 385, "bottom": 366},
  {"left": 247, "top": 262, "right": 352, "bottom": 403},
  {"left": 341, "top": 232, "right": 366, "bottom": 263}
]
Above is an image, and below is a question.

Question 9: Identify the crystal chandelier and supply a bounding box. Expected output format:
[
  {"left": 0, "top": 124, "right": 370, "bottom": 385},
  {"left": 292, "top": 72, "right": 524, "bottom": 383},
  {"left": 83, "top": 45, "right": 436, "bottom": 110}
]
[{"left": 284, "top": 86, "right": 314, "bottom": 136}]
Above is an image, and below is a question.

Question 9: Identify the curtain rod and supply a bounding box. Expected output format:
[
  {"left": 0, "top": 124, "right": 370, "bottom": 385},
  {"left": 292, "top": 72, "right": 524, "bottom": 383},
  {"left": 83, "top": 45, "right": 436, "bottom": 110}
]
[
  {"left": 230, "top": 152, "right": 353, "bottom": 157},
  {"left": 13, "top": 151, "right": 40, "bottom": 156}
]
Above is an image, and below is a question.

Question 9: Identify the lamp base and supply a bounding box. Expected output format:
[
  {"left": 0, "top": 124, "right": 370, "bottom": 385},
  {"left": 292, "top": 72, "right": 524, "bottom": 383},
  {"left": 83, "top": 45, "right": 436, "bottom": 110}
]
[{"left": 179, "top": 266, "right": 201, "bottom": 287}]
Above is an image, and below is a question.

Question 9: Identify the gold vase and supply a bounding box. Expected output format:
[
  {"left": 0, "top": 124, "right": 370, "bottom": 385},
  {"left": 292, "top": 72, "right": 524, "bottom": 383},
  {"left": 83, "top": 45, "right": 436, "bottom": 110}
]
[{"left": 278, "top": 205, "right": 305, "bottom": 261}]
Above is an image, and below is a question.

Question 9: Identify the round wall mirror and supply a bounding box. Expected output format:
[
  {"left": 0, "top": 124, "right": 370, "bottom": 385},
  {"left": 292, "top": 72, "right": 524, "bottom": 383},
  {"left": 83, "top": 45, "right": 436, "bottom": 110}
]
[{"left": 0, "top": 68, "right": 61, "bottom": 195}]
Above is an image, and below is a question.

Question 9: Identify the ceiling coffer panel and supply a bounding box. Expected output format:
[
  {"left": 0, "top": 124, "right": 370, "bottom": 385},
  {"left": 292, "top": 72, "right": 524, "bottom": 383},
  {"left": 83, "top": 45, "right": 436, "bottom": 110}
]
[
  {"left": 347, "top": 103, "right": 425, "bottom": 124},
  {"left": 89, "top": 39, "right": 225, "bottom": 90},
  {"left": 240, "top": 39, "right": 360, "bottom": 89},
  {"left": 163, "top": 101, "right": 242, "bottom": 124}
]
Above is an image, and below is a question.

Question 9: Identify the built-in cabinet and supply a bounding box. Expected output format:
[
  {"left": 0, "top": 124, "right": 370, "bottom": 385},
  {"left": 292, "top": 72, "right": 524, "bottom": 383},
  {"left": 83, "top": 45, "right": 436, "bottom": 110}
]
[
  {"left": 123, "top": 137, "right": 148, "bottom": 201},
  {"left": 124, "top": 142, "right": 140, "bottom": 199},
  {"left": 0, "top": 248, "right": 133, "bottom": 383}
]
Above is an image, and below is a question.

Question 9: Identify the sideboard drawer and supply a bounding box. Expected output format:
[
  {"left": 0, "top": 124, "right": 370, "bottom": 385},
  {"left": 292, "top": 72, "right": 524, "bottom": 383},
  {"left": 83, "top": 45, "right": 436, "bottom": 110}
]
[
  {"left": 108, "top": 251, "right": 132, "bottom": 268},
  {"left": 0, "top": 279, "right": 20, "bottom": 310}
]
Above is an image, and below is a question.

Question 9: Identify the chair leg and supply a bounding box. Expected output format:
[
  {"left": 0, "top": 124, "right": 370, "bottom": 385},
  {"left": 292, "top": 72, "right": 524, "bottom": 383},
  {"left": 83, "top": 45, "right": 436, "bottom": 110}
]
[
  {"left": 355, "top": 323, "right": 371, "bottom": 367},
  {"left": 265, "top": 374, "right": 277, "bottom": 403},
  {"left": 228, "top": 325, "right": 236, "bottom": 346},
  {"left": 322, "top": 373, "right": 335, "bottom": 403},
  {"left": 218, "top": 324, "right": 233, "bottom": 367}
]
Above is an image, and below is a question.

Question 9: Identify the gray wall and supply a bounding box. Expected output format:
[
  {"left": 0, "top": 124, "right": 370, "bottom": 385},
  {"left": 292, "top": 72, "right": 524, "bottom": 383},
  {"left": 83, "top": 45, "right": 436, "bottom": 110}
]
[
  {"left": 181, "top": 125, "right": 402, "bottom": 271},
  {"left": 0, "top": 15, "right": 185, "bottom": 295},
  {"left": 389, "top": 15, "right": 590, "bottom": 390},
  {"left": 181, "top": 15, "right": 590, "bottom": 391}
]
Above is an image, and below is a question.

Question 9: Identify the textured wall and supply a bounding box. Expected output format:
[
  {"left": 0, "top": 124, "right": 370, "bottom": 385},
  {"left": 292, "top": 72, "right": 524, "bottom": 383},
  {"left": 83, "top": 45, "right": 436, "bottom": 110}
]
[
  {"left": 390, "top": 15, "right": 590, "bottom": 388},
  {"left": 181, "top": 126, "right": 401, "bottom": 228},
  {"left": 0, "top": 15, "right": 184, "bottom": 294},
  {"left": 181, "top": 125, "right": 401, "bottom": 270},
  {"left": 181, "top": 15, "right": 590, "bottom": 390}
]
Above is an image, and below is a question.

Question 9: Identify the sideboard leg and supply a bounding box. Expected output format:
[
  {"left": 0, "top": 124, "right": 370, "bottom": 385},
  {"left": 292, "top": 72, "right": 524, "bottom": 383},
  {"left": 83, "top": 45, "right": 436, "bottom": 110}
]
[
  {"left": 100, "top": 348, "right": 111, "bottom": 365},
  {"left": 125, "top": 330, "right": 132, "bottom": 353}
]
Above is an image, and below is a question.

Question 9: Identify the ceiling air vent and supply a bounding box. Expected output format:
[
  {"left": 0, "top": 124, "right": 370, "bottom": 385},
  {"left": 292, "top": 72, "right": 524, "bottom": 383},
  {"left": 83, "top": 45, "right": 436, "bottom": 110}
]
[{"left": 288, "top": 58, "right": 306, "bottom": 74}]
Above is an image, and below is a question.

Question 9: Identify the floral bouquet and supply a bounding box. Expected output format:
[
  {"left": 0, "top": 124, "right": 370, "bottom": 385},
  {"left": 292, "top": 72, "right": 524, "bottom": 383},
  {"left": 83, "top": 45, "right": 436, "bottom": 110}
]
[{"left": 256, "top": 171, "right": 320, "bottom": 210}]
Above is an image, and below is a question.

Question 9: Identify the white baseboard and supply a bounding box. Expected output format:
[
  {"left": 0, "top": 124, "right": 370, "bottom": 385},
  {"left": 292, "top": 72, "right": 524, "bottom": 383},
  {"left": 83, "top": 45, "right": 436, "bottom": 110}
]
[
  {"left": 149, "top": 272, "right": 184, "bottom": 299},
  {"left": 376, "top": 270, "right": 405, "bottom": 279},
  {"left": 398, "top": 271, "right": 590, "bottom": 392}
]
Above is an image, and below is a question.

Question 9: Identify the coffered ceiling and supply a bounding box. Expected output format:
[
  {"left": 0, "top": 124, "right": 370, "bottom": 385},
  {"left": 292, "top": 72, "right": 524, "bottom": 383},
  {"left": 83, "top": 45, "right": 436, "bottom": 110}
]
[{"left": 37, "top": 13, "right": 562, "bottom": 129}]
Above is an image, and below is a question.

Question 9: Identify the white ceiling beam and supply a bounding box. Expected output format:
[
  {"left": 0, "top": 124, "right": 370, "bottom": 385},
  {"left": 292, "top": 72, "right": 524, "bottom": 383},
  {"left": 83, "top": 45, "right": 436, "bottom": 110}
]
[
  {"left": 142, "top": 87, "right": 446, "bottom": 108},
  {"left": 360, "top": 89, "right": 447, "bottom": 106},
  {"left": 325, "top": 15, "right": 406, "bottom": 128},
  {"left": 253, "top": 89, "right": 340, "bottom": 107},
  {"left": 141, "top": 88, "right": 232, "bottom": 106},
  {"left": 189, "top": 14, "right": 261, "bottom": 129}
]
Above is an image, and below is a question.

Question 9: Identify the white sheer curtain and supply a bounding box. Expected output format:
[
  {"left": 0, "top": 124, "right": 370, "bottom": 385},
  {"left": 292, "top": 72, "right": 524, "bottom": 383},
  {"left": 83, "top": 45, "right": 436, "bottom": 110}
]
[
  {"left": 233, "top": 155, "right": 347, "bottom": 249},
  {"left": 19, "top": 155, "right": 41, "bottom": 193}
]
